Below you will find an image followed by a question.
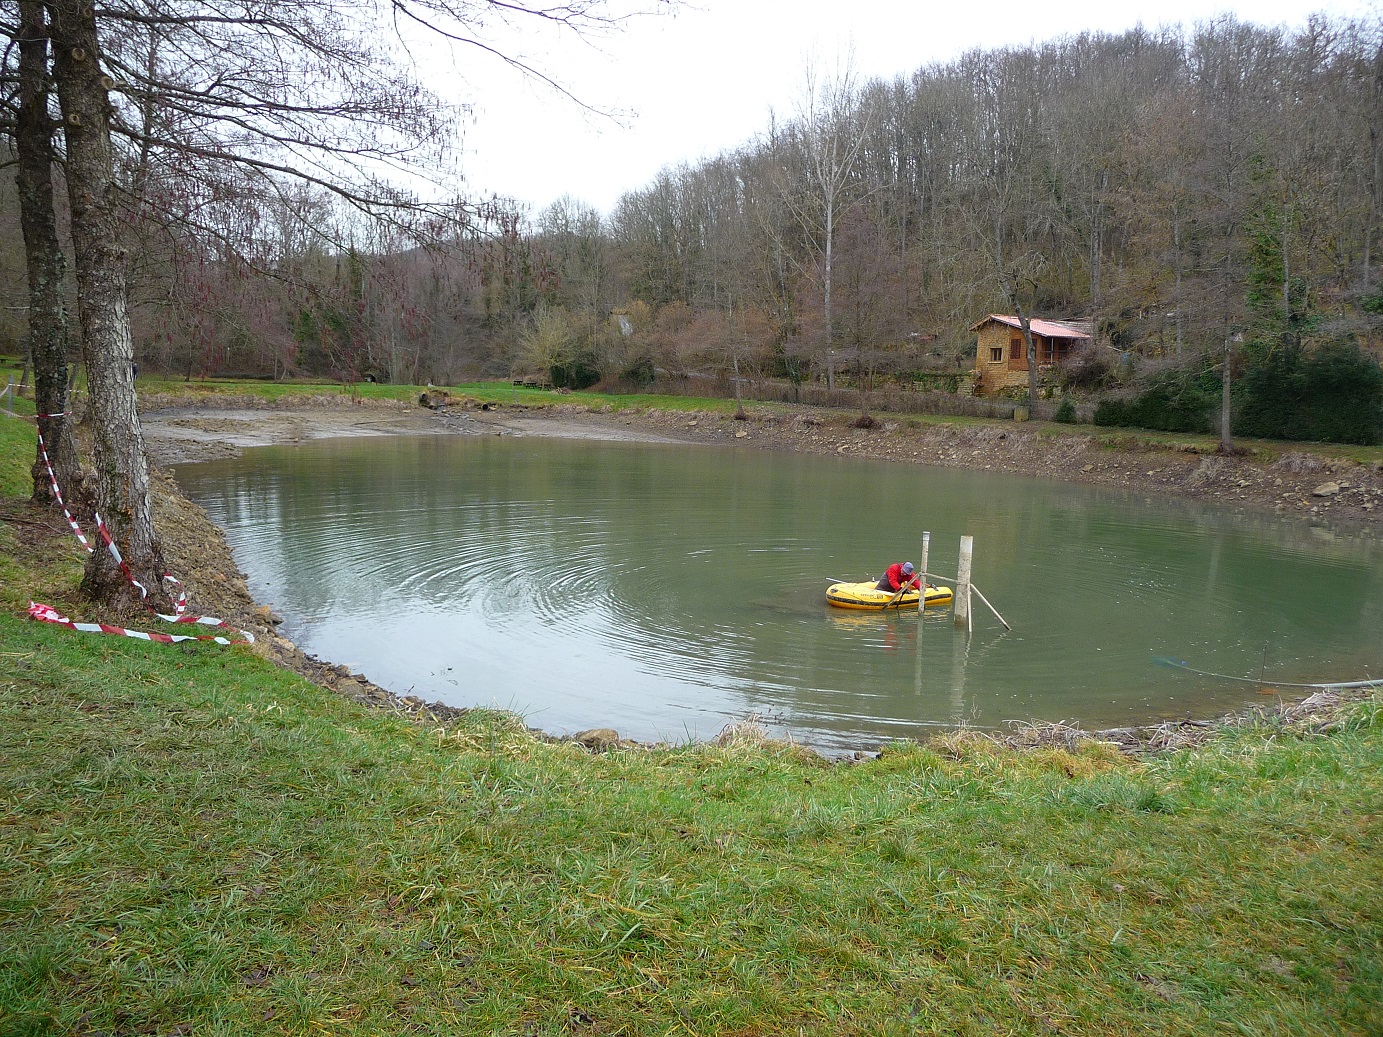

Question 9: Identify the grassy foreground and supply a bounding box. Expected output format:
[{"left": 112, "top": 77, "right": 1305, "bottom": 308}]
[{"left": 2, "top": 413, "right": 1382, "bottom": 1036}]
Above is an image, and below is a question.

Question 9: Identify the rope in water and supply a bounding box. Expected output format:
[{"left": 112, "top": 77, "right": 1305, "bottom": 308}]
[{"left": 1153, "top": 657, "right": 1381, "bottom": 690}]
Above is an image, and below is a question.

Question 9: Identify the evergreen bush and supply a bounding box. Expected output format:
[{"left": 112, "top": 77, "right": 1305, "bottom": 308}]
[
  {"left": 550, "top": 357, "right": 601, "bottom": 390},
  {"left": 1237, "top": 341, "right": 1383, "bottom": 445},
  {"left": 620, "top": 355, "right": 657, "bottom": 387},
  {"left": 1093, "top": 343, "right": 1382, "bottom": 444},
  {"left": 1092, "top": 365, "right": 1217, "bottom": 434}
]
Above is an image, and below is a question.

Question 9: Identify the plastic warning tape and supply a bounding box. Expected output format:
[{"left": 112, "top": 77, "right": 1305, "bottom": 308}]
[
  {"left": 35, "top": 426, "right": 188, "bottom": 614},
  {"left": 35, "top": 427, "right": 92, "bottom": 553},
  {"left": 30, "top": 427, "right": 251, "bottom": 643},
  {"left": 91, "top": 510, "right": 191, "bottom": 617},
  {"left": 28, "top": 601, "right": 250, "bottom": 645}
]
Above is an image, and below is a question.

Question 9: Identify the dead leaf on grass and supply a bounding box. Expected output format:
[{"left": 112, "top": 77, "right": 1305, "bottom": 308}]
[{"left": 1136, "top": 973, "right": 1178, "bottom": 1001}]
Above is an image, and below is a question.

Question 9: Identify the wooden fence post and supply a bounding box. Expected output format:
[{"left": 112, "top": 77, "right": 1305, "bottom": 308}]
[
  {"left": 917, "top": 531, "right": 930, "bottom": 623},
  {"left": 954, "top": 535, "right": 973, "bottom": 629}
]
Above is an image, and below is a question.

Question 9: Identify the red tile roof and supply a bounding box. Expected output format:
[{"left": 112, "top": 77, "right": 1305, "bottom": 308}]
[{"left": 971, "top": 314, "right": 1091, "bottom": 339}]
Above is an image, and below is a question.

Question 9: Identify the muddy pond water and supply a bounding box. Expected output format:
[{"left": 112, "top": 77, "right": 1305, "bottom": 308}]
[{"left": 173, "top": 434, "right": 1383, "bottom": 754}]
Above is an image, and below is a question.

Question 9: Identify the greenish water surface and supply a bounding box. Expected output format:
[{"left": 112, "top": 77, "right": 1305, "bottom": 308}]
[{"left": 174, "top": 434, "right": 1383, "bottom": 753}]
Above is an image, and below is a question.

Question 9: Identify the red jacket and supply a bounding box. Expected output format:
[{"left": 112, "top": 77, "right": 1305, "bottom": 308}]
[{"left": 882, "top": 563, "right": 921, "bottom": 592}]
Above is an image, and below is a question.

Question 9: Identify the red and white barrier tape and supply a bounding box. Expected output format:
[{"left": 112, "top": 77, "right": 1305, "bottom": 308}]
[
  {"left": 29, "top": 426, "right": 252, "bottom": 645},
  {"left": 92, "top": 510, "right": 190, "bottom": 617},
  {"left": 35, "top": 426, "right": 92, "bottom": 553},
  {"left": 28, "top": 601, "right": 249, "bottom": 645}
]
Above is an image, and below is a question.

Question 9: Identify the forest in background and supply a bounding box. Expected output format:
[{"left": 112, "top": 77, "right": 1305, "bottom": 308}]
[{"left": 2, "top": 13, "right": 1381, "bottom": 430}]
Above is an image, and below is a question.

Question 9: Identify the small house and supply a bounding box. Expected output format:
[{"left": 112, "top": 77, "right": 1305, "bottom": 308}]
[{"left": 970, "top": 314, "right": 1091, "bottom": 396}]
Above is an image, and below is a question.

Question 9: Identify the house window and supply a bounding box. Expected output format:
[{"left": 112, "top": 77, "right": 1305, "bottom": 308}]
[
  {"left": 989, "top": 346, "right": 1003, "bottom": 363},
  {"left": 1010, "top": 334, "right": 1023, "bottom": 361}
]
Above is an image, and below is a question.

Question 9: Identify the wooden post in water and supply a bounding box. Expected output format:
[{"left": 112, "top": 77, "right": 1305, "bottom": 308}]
[
  {"left": 917, "top": 532, "right": 930, "bottom": 622},
  {"left": 954, "top": 535, "right": 973, "bottom": 629}
]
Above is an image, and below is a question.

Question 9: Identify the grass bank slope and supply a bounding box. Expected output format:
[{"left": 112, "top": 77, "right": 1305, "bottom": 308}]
[{"left": 2, "top": 412, "right": 1382, "bottom": 1036}]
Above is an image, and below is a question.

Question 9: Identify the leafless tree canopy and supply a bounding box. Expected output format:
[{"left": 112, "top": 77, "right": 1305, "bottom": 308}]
[
  {"left": 2, "top": 12, "right": 1380, "bottom": 395},
  {"left": 0, "top": 0, "right": 669, "bottom": 604}
]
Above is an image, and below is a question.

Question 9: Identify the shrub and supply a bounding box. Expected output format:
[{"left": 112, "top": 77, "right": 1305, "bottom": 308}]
[
  {"left": 1058, "top": 344, "right": 1119, "bottom": 392},
  {"left": 1093, "top": 364, "right": 1217, "bottom": 434},
  {"left": 550, "top": 355, "right": 601, "bottom": 390},
  {"left": 1053, "top": 399, "right": 1077, "bottom": 424},
  {"left": 1237, "top": 341, "right": 1383, "bottom": 445},
  {"left": 620, "top": 354, "right": 657, "bottom": 387}
]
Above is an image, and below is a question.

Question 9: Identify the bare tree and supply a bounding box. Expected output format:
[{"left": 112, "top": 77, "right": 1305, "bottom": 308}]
[
  {"left": 779, "top": 56, "right": 872, "bottom": 389},
  {"left": 960, "top": 46, "right": 1063, "bottom": 406},
  {"left": 13, "top": 0, "right": 80, "bottom": 504},
  {"left": 47, "top": 0, "right": 169, "bottom": 605},
  {"left": 3, "top": 0, "right": 672, "bottom": 606}
]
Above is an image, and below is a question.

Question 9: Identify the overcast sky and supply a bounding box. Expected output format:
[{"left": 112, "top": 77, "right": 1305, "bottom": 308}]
[{"left": 439, "top": 0, "right": 1380, "bottom": 219}]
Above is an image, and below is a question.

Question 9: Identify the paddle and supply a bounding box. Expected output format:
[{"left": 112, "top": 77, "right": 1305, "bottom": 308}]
[{"left": 881, "top": 579, "right": 913, "bottom": 610}]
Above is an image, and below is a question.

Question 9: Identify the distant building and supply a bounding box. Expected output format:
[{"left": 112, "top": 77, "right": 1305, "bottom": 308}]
[{"left": 970, "top": 314, "right": 1091, "bottom": 396}]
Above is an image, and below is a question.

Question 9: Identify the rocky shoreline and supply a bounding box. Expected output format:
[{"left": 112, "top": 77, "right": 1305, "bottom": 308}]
[{"left": 138, "top": 394, "right": 1381, "bottom": 756}]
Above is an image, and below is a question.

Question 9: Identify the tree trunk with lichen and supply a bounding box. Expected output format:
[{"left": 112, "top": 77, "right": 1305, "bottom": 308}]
[
  {"left": 17, "top": 0, "right": 82, "bottom": 506},
  {"left": 49, "top": 0, "right": 169, "bottom": 610}
]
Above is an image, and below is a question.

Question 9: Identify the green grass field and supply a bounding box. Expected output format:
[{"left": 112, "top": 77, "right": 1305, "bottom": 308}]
[{"left": 1, "top": 395, "right": 1381, "bottom": 1036}]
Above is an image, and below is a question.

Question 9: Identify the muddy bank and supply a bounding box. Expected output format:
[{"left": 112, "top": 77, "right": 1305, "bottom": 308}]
[
  {"left": 133, "top": 393, "right": 1379, "bottom": 755},
  {"left": 504, "top": 402, "right": 1383, "bottom": 531},
  {"left": 143, "top": 393, "right": 1383, "bottom": 530}
]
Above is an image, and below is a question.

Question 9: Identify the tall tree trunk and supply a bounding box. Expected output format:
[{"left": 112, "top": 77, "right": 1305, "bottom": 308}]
[
  {"left": 1173, "top": 211, "right": 1184, "bottom": 357},
  {"left": 1023, "top": 323, "right": 1038, "bottom": 407},
  {"left": 49, "top": 0, "right": 169, "bottom": 610},
  {"left": 824, "top": 191, "right": 834, "bottom": 356},
  {"left": 855, "top": 342, "right": 867, "bottom": 418},
  {"left": 17, "top": 0, "right": 81, "bottom": 505},
  {"left": 1009, "top": 296, "right": 1038, "bottom": 408},
  {"left": 1220, "top": 336, "right": 1234, "bottom": 454}
]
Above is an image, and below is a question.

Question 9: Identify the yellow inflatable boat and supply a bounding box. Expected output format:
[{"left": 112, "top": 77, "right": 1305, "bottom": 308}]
[{"left": 826, "top": 580, "right": 954, "bottom": 611}]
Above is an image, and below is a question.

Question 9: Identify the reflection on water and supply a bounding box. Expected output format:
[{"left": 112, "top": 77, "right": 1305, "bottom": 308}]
[{"left": 174, "top": 435, "right": 1383, "bottom": 754}]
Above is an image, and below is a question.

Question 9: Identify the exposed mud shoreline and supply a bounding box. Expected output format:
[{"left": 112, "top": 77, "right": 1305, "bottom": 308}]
[
  {"left": 136, "top": 393, "right": 1380, "bottom": 755},
  {"left": 142, "top": 392, "right": 1383, "bottom": 529}
]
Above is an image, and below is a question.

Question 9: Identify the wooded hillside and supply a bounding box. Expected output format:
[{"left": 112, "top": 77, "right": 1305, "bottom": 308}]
[{"left": 3, "top": 15, "right": 1381, "bottom": 400}]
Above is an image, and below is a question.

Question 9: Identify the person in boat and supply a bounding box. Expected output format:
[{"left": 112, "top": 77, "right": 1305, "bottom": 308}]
[{"left": 875, "top": 561, "right": 921, "bottom": 593}]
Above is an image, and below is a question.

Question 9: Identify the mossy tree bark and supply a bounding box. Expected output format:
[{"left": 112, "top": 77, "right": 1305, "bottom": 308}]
[
  {"left": 49, "top": 0, "right": 169, "bottom": 610},
  {"left": 17, "top": 0, "right": 82, "bottom": 506}
]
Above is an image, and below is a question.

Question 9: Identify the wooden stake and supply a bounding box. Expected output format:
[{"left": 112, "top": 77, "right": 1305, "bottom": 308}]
[
  {"left": 954, "top": 535, "right": 973, "bottom": 628},
  {"left": 918, "top": 531, "right": 930, "bottom": 624}
]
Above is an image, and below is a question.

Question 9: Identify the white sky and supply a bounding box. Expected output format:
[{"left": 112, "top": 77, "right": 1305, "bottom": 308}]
[{"left": 441, "top": 0, "right": 1380, "bottom": 219}]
